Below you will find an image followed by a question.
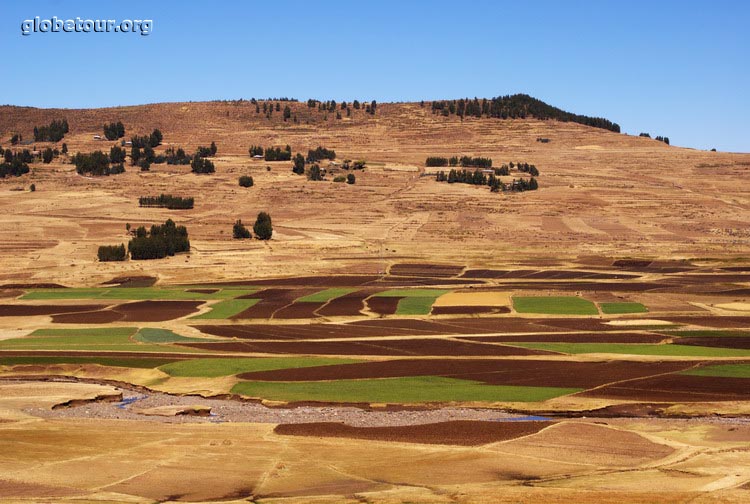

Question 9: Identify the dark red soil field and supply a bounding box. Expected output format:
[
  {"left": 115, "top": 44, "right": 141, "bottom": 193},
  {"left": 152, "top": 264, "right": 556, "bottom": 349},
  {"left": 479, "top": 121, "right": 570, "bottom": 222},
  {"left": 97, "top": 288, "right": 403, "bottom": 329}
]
[
  {"left": 389, "top": 263, "right": 465, "bottom": 278},
  {"left": 272, "top": 302, "right": 325, "bottom": 319},
  {"left": 116, "top": 301, "right": 204, "bottom": 322},
  {"left": 0, "top": 290, "right": 22, "bottom": 299},
  {"left": 366, "top": 297, "right": 403, "bottom": 315},
  {"left": 0, "top": 304, "right": 109, "bottom": 317},
  {"left": 461, "top": 269, "right": 640, "bottom": 280},
  {"left": 675, "top": 337, "right": 750, "bottom": 349},
  {"left": 232, "top": 289, "right": 318, "bottom": 319},
  {"left": 236, "top": 359, "right": 698, "bottom": 388},
  {"left": 274, "top": 420, "right": 554, "bottom": 446},
  {"left": 316, "top": 291, "right": 370, "bottom": 317},
  {"left": 230, "top": 275, "right": 381, "bottom": 287},
  {"left": 180, "top": 338, "right": 554, "bottom": 357},
  {"left": 461, "top": 333, "right": 669, "bottom": 344},
  {"left": 491, "top": 282, "right": 671, "bottom": 292},
  {"left": 431, "top": 306, "right": 510, "bottom": 315},
  {"left": 581, "top": 374, "right": 750, "bottom": 402},
  {"left": 50, "top": 301, "right": 202, "bottom": 323},
  {"left": 536, "top": 319, "right": 643, "bottom": 332}
]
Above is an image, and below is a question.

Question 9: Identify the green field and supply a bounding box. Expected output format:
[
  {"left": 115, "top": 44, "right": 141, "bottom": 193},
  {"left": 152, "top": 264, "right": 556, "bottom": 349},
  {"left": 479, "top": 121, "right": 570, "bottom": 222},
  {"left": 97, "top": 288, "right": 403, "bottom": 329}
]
[
  {"left": 296, "top": 288, "right": 358, "bottom": 303},
  {"left": 510, "top": 342, "right": 750, "bottom": 357},
  {"left": 513, "top": 296, "right": 599, "bottom": 315},
  {"left": 372, "top": 289, "right": 450, "bottom": 315},
  {"left": 0, "top": 327, "right": 203, "bottom": 353},
  {"left": 0, "top": 356, "right": 177, "bottom": 368},
  {"left": 599, "top": 302, "right": 648, "bottom": 314},
  {"left": 158, "top": 357, "right": 361, "bottom": 377},
  {"left": 668, "top": 330, "right": 750, "bottom": 338},
  {"left": 190, "top": 299, "right": 260, "bottom": 319},
  {"left": 231, "top": 376, "right": 581, "bottom": 403},
  {"left": 21, "top": 287, "right": 257, "bottom": 301},
  {"left": 133, "top": 328, "right": 208, "bottom": 344},
  {"left": 682, "top": 364, "right": 750, "bottom": 378}
]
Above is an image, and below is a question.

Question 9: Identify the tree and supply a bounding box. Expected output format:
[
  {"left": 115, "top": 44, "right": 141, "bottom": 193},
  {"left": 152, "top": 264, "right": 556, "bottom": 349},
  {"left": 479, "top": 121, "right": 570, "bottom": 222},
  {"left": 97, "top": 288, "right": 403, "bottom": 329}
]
[
  {"left": 30, "top": 183, "right": 36, "bottom": 192},
  {"left": 210, "top": 141, "right": 217, "bottom": 156},
  {"left": 110, "top": 145, "right": 126, "bottom": 163},
  {"left": 292, "top": 153, "right": 305, "bottom": 174},
  {"left": 149, "top": 128, "right": 163, "bottom": 147},
  {"left": 346, "top": 173, "right": 356, "bottom": 184},
  {"left": 233, "top": 219, "right": 252, "bottom": 239},
  {"left": 42, "top": 148, "right": 54, "bottom": 164},
  {"left": 239, "top": 175, "right": 254, "bottom": 187},
  {"left": 61, "top": 143, "right": 68, "bottom": 154},
  {"left": 191, "top": 154, "right": 215, "bottom": 174},
  {"left": 283, "top": 105, "right": 292, "bottom": 121},
  {"left": 253, "top": 212, "right": 273, "bottom": 240},
  {"left": 307, "top": 164, "right": 323, "bottom": 181}
]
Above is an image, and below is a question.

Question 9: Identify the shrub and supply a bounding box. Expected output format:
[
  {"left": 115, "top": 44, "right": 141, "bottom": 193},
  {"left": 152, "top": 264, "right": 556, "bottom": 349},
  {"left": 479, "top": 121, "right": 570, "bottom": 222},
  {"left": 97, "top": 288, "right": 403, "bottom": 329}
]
[
  {"left": 346, "top": 173, "right": 356, "bottom": 184},
  {"left": 30, "top": 183, "right": 36, "bottom": 192},
  {"left": 42, "top": 148, "right": 54, "bottom": 164},
  {"left": 307, "top": 164, "right": 324, "bottom": 181},
  {"left": 191, "top": 154, "right": 215, "bottom": 174},
  {"left": 233, "top": 219, "right": 252, "bottom": 239},
  {"left": 239, "top": 175, "right": 254, "bottom": 187},
  {"left": 333, "top": 175, "right": 346, "bottom": 183},
  {"left": 98, "top": 244, "right": 127, "bottom": 262},
  {"left": 253, "top": 212, "right": 273, "bottom": 240}
]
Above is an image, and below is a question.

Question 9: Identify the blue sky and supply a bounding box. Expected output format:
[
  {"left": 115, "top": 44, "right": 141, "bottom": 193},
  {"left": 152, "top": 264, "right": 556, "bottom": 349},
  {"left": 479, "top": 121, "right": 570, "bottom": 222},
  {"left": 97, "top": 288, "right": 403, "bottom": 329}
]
[{"left": 1, "top": 1, "right": 748, "bottom": 152}]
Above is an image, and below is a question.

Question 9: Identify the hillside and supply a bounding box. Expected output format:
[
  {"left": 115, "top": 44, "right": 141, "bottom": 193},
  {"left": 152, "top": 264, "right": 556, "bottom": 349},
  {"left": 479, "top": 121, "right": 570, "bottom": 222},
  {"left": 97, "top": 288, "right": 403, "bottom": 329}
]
[{"left": 1, "top": 98, "right": 749, "bottom": 286}]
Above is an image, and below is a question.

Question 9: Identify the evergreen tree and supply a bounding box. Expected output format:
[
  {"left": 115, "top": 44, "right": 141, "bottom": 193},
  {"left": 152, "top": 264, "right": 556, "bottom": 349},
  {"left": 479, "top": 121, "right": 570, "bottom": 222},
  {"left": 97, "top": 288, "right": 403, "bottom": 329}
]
[
  {"left": 292, "top": 153, "right": 305, "bottom": 174},
  {"left": 42, "top": 148, "right": 54, "bottom": 164},
  {"left": 346, "top": 173, "right": 355, "bottom": 184},
  {"left": 253, "top": 212, "right": 273, "bottom": 240},
  {"left": 233, "top": 219, "right": 252, "bottom": 239}
]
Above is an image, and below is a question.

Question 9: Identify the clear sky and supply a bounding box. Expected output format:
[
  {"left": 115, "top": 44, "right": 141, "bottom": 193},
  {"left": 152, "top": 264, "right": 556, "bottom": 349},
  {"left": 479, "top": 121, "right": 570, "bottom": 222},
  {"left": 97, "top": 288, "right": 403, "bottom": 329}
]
[{"left": 1, "top": 1, "right": 748, "bottom": 152}]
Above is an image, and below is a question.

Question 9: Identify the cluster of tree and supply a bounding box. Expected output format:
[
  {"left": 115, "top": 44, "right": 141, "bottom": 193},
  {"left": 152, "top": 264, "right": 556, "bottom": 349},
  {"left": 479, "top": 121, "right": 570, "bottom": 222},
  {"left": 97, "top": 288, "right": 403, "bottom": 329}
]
[
  {"left": 515, "top": 162, "right": 539, "bottom": 177},
  {"left": 307, "top": 146, "right": 336, "bottom": 162},
  {"left": 239, "top": 175, "right": 254, "bottom": 187},
  {"left": 426, "top": 156, "right": 493, "bottom": 168},
  {"left": 130, "top": 129, "right": 163, "bottom": 149},
  {"left": 233, "top": 212, "right": 273, "bottom": 240},
  {"left": 103, "top": 121, "right": 125, "bottom": 141},
  {"left": 307, "top": 164, "right": 324, "bottom": 181},
  {"left": 248, "top": 145, "right": 264, "bottom": 157},
  {"left": 264, "top": 145, "right": 292, "bottom": 161},
  {"left": 97, "top": 244, "right": 127, "bottom": 262},
  {"left": 110, "top": 145, "right": 127, "bottom": 163},
  {"left": 292, "top": 153, "right": 305, "bottom": 174},
  {"left": 655, "top": 136, "right": 670, "bottom": 145},
  {"left": 435, "top": 169, "right": 538, "bottom": 193},
  {"left": 72, "top": 151, "right": 125, "bottom": 176},
  {"left": 0, "top": 151, "right": 30, "bottom": 178},
  {"left": 196, "top": 142, "right": 217, "bottom": 158},
  {"left": 33, "top": 119, "right": 69, "bottom": 142},
  {"left": 42, "top": 147, "right": 55, "bottom": 163},
  {"left": 342, "top": 159, "right": 366, "bottom": 170},
  {"left": 333, "top": 173, "right": 357, "bottom": 184},
  {"left": 128, "top": 219, "right": 190, "bottom": 260},
  {"left": 10, "top": 134, "right": 21, "bottom": 145},
  {"left": 639, "top": 132, "right": 651, "bottom": 138},
  {"left": 430, "top": 94, "right": 620, "bottom": 132},
  {"left": 138, "top": 194, "right": 194, "bottom": 210},
  {"left": 164, "top": 147, "right": 191, "bottom": 165},
  {"left": 191, "top": 154, "right": 215, "bottom": 174},
  {"left": 129, "top": 144, "right": 156, "bottom": 171}
]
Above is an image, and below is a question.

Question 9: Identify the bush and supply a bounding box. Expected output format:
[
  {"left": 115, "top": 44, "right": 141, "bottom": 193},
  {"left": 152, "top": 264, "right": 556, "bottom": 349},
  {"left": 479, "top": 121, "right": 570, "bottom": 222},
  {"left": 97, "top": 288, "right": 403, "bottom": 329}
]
[
  {"left": 307, "top": 164, "right": 324, "bottom": 181},
  {"left": 239, "top": 175, "right": 254, "bottom": 187},
  {"left": 346, "top": 173, "right": 356, "bottom": 184},
  {"left": 98, "top": 244, "right": 127, "bottom": 262},
  {"left": 253, "top": 212, "right": 273, "bottom": 240},
  {"left": 333, "top": 175, "right": 346, "bottom": 183},
  {"left": 42, "top": 148, "right": 54, "bottom": 164},
  {"left": 233, "top": 219, "right": 252, "bottom": 239},
  {"left": 30, "top": 183, "right": 36, "bottom": 192}
]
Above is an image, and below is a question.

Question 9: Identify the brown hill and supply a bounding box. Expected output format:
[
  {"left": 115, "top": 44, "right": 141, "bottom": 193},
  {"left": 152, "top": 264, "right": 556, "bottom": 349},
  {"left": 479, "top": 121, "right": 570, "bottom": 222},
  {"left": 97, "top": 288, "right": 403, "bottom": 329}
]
[{"left": 0, "top": 100, "right": 748, "bottom": 285}]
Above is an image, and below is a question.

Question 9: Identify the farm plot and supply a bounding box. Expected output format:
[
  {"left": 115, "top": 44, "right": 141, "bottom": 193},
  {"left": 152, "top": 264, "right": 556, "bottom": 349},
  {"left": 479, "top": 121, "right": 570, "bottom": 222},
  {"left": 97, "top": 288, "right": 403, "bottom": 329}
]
[
  {"left": 317, "top": 290, "right": 372, "bottom": 316},
  {"left": 0, "top": 304, "right": 110, "bottom": 317},
  {"left": 158, "top": 356, "right": 361, "bottom": 377},
  {"left": 0, "top": 327, "right": 204, "bottom": 353},
  {"left": 50, "top": 301, "right": 204, "bottom": 323},
  {"left": 581, "top": 374, "right": 750, "bottom": 402},
  {"left": 510, "top": 342, "right": 750, "bottom": 357},
  {"left": 231, "top": 376, "right": 582, "bottom": 404},
  {"left": 370, "top": 289, "right": 450, "bottom": 315},
  {"left": 21, "top": 287, "right": 257, "bottom": 301},
  {"left": 599, "top": 302, "right": 649, "bottom": 314},
  {"left": 681, "top": 363, "right": 750, "bottom": 378},
  {"left": 0, "top": 355, "right": 178, "bottom": 368},
  {"left": 461, "top": 332, "right": 669, "bottom": 344},
  {"left": 388, "top": 263, "right": 465, "bottom": 278},
  {"left": 191, "top": 299, "right": 260, "bottom": 319},
  {"left": 513, "top": 296, "right": 599, "bottom": 315},
  {"left": 275, "top": 420, "right": 554, "bottom": 446}
]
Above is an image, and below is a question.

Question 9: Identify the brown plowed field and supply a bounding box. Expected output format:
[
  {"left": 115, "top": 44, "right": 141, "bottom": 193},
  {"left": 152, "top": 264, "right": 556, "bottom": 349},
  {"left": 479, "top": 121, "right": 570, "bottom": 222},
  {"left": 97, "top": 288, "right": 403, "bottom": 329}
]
[
  {"left": 676, "top": 337, "right": 750, "bottom": 349},
  {"left": 272, "top": 302, "right": 325, "bottom": 319},
  {"left": 274, "top": 420, "right": 554, "bottom": 446},
  {"left": 659, "top": 316, "right": 750, "bottom": 328},
  {"left": 461, "top": 269, "right": 640, "bottom": 280},
  {"left": 389, "top": 263, "right": 465, "bottom": 277},
  {"left": 232, "top": 289, "right": 317, "bottom": 319},
  {"left": 51, "top": 301, "right": 203, "bottom": 323},
  {"left": 366, "top": 297, "right": 403, "bottom": 315},
  {"left": 180, "top": 339, "right": 553, "bottom": 357},
  {"left": 0, "top": 304, "right": 109, "bottom": 317},
  {"left": 237, "top": 359, "right": 697, "bottom": 388},
  {"left": 461, "top": 333, "right": 669, "bottom": 344},
  {"left": 316, "top": 291, "right": 370, "bottom": 316},
  {"left": 581, "top": 374, "right": 750, "bottom": 402}
]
